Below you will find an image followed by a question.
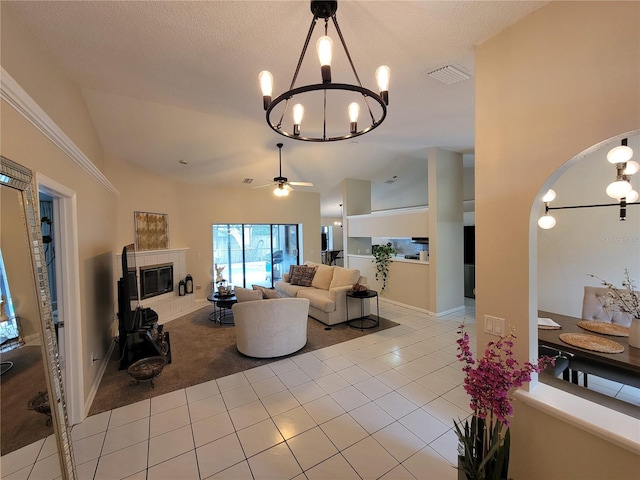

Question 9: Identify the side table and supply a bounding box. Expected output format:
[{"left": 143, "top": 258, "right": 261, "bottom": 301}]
[
  {"left": 346, "top": 290, "right": 379, "bottom": 331},
  {"left": 207, "top": 293, "right": 237, "bottom": 325}
]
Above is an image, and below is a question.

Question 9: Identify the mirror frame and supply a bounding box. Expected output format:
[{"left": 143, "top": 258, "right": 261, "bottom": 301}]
[{"left": 1, "top": 156, "right": 76, "bottom": 479}]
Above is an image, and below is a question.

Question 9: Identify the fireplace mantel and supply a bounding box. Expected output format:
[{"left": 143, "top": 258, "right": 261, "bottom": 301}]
[{"left": 116, "top": 247, "right": 189, "bottom": 259}]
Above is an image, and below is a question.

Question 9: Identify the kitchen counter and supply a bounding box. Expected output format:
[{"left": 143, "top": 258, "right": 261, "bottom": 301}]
[{"left": 347, "top": 254, "right": 430, "bottom": 311}]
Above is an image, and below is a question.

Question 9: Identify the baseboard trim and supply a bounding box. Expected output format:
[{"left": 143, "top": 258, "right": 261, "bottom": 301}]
[{"left": 84, "top": 338, "right": 116, "bottom": 422}]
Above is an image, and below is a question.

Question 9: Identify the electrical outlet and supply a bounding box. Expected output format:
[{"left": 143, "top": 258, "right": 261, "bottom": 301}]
[{"left": 484, "top": 315, "right": 505, "bottom": 336}]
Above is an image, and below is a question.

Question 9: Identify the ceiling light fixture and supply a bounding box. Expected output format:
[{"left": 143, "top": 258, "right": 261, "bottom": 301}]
[
  {"left": 259, "top": 0, "right": 389, "bottom": 142},
  {"left": 538, "top": 138, "right": 639, "bottom": 229}
]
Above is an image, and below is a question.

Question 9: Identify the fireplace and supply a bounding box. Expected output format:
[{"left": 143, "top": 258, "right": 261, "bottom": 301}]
[{"left": 139, "top": 263, "right": 174, "bottom": 299}]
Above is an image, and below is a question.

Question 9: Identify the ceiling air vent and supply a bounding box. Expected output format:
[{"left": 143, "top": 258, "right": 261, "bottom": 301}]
[
  {"left": 243, "top": 178, "right": 253, "bottom": 184},
  {"left": 426, "top": 64, "right": 471, "bottom": 85}
]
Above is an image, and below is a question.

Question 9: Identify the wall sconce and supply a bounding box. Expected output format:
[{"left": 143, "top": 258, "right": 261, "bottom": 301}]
[{"left": 538, "top": 138, "right": 639, "bottom": 229}]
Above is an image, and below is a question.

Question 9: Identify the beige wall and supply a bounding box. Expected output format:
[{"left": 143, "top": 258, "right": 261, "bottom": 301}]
[
  {"left": 105, "top": 152, "right": 321, "bottom": 303},
  {"left": 428, "top": 147, "right": 464, "bottom": 314},
  {"left": 1, "top": 1, "right": 119, "bottom": 412},
  {"left": 476, "top": 1, "right": 639, "bottom": 478}
]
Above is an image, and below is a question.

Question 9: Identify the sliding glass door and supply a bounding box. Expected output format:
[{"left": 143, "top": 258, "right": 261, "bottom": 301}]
[{"left": 212, "top": 224, "right": 299, "bottom": 289}]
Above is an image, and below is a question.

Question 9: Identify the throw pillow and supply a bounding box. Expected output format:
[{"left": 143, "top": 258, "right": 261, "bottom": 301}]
[
  {"left": 252, "top": 284, "right": 282, "bottom": 299},
  {"left": 311, "top": 263, "right": 334, "bottom": 290},
  {"left": 329, "top": 267, "right": 361, "bottom": 289},
  {"left": 289, "top": 265, "right": 304, "bottom": 285},
  {"left": 234, "top": 287, "right": 263, "bottom": 302},
  {"left": 297, "top": 266, "right": 316, "bottom": 287}
]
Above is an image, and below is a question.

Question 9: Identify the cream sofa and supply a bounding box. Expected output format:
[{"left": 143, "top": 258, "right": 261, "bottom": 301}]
[
  {"left": 274, "top": 261, "right": 370, "bottom": 326},
  {"left": 232, "top": 296, "right": 310, "bottom": 358}
]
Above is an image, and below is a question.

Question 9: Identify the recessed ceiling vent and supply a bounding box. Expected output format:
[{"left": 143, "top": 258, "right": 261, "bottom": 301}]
[
  {"left": 384, "top": 175, "right": 398, "bottom": 184},
  {"left": 243, "top": 178, "right": 253, "bottom": 184},
  {"left": 426, "top": 64, "right": 471, "bottom": 85}
]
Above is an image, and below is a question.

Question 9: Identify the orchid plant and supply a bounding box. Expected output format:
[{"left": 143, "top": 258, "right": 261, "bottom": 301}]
[
  {"left": 587, "top": 269, "right": 640, "bottom": 319},
  {"left": 454, "top": 326, "right": 554, "bottom": 480}
]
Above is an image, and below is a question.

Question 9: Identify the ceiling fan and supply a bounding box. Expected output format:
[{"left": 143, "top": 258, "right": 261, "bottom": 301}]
[{"left": 255, "top": 143, "right": 313, "bottom": 196}]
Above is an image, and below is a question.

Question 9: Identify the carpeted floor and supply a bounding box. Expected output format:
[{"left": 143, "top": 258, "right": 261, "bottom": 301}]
[
  {"left": 89, "top": 306, "right": 397, "bottom": 416},
  {"left": 1, "top": 345, "right": 53, "bottom": 456}
]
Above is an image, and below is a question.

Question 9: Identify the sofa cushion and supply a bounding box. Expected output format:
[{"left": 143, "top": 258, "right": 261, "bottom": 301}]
[
  {"left": 288, "top": 265, "right": 304, "bottom": 285},
  {"left": 311, "top": 264, "right": 334, "bottom": 290},
  {"left": 329, "top": 267, "right": 361, "bottom": 289},
  {"left": 289, "top": 265, "right": 316, "bottom": 285},
  {"left": 235, "top": 287, "right": 263, "bottom": 302},
  {"left": 252, "top": 284, "right": 282, "bottom": 299},
  {"left": 297, "top": 289, "right": 336, "bottom": 313},
  {"left": 297, "top": 266, "right": 316, "bottom": 287},
  {"left": 276, "top": 281, "right": 314, "bottom": 298}
]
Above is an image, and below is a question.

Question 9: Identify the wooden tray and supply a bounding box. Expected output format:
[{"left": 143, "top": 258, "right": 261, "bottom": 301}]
[
  {"left": 577, "top": 320, "right": 629, "bottom": 337},
  {"left": 559, "top": 333, "right": 624, "bottom": 354}
]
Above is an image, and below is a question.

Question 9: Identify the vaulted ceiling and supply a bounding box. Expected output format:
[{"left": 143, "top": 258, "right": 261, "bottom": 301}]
[{"left": 5, "top": 1, "right": 546, "bottom": 216}]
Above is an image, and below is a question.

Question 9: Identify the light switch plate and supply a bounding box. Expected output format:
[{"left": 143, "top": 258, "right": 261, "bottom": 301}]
[{"left": 485, "top": 315, "right": 505, "bottom": 336}]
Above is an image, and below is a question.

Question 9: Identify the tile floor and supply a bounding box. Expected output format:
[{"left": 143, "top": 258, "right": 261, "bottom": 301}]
[
  {"left": 2, "top": 299, "right": 478, "bottom": 479},
  {"left": 2, "top": 297, "right": 639, "bottom": 479}
]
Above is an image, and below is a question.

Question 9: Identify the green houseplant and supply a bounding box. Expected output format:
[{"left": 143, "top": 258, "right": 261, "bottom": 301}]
[{"left": 372, "top": 242, "right": 397, "bottom": 293}]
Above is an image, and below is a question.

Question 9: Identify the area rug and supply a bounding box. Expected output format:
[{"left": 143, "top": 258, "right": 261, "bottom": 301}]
[{"left": 88, "top": 306, "right": 398, "bottom": 416}]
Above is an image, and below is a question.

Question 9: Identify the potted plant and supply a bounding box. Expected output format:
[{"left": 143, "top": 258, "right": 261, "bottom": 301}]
[
  {"left": 372, "top": 242, "right": 397, "bottom": 293},
  {"left": 454, "top": 326, "right": 554, "bottom": 480}
]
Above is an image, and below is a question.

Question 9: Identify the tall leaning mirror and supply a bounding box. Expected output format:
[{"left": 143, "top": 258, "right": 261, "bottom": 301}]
[{"left": 0, "top": 156, "right": 76, "bottom": 479}]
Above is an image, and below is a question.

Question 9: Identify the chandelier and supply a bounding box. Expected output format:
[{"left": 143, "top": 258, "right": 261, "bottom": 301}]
[
  {"left": 538, "top": 138, "right": 639, "bottom": 229},
  {"left": 259, "top": 0, "right": 389, "bottom": 142}
]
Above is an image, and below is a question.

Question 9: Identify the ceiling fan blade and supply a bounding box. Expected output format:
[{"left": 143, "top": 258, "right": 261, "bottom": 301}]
[{"left": 289, "top": 181, "right": 314, "bottom": 187}]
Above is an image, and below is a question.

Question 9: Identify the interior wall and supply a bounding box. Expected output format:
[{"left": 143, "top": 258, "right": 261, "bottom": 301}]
[
  {"left": 428, "top": 147, "right": 464, "bottom": 314},
  {"left": 1, "top": 6, "right": 117, "bottom": 416},
  {"left": 538, "top": 135, "right": 640, "bottom": 318},
  {"left": 475, "top": 1, "right": 639, "bottom": 478},
  {"left": 105, "top": 152, "right": 322, "bottom": 303}
]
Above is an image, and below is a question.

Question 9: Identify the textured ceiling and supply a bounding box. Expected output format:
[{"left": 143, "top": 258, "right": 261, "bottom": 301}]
[{"left": 6, "top": 1, "right": 546, "bottom": 216}]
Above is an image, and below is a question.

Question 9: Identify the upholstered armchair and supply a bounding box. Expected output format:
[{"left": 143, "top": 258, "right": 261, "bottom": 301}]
[
  {"left": 232, "top": 297, "right": 310, "bottom": 358},
  {"left": 581, "top": 286, "right": 633, "bottom": 327}
]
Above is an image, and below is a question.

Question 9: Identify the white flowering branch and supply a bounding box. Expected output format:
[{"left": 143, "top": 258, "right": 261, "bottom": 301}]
[{"left": 587, "top": 269, "right": 640, "bottom": 319}]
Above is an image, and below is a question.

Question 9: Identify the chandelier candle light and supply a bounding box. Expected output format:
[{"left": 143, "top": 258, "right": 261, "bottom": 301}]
[{"left": 259, "top": 1, "right": 389, "bottom": 142}]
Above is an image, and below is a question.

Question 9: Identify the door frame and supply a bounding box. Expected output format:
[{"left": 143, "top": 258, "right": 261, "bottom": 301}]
[{"left": 37, "top": 173, "right": 84, "bottom": 426}]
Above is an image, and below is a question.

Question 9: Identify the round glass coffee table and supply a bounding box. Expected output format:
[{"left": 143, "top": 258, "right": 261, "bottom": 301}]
[
  {"left": 346, "top": 289, "right": 380, "bottom": 331},
  {"left": 207, "top": 292, "right": 237, "bottom": 325}
]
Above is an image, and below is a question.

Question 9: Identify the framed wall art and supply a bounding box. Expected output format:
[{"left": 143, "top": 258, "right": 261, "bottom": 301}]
[{"left": 134, "top": 211, "right": 169, "bottom": 251}]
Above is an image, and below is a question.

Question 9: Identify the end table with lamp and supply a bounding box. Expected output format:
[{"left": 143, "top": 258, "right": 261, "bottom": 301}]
[{"left": 346, "top": 289, "right": 380, "bottom": 331}]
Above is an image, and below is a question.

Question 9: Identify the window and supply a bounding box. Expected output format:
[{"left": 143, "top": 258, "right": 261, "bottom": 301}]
[{"left": 212, "top": 224, "right": 300, "bottom": 289}]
